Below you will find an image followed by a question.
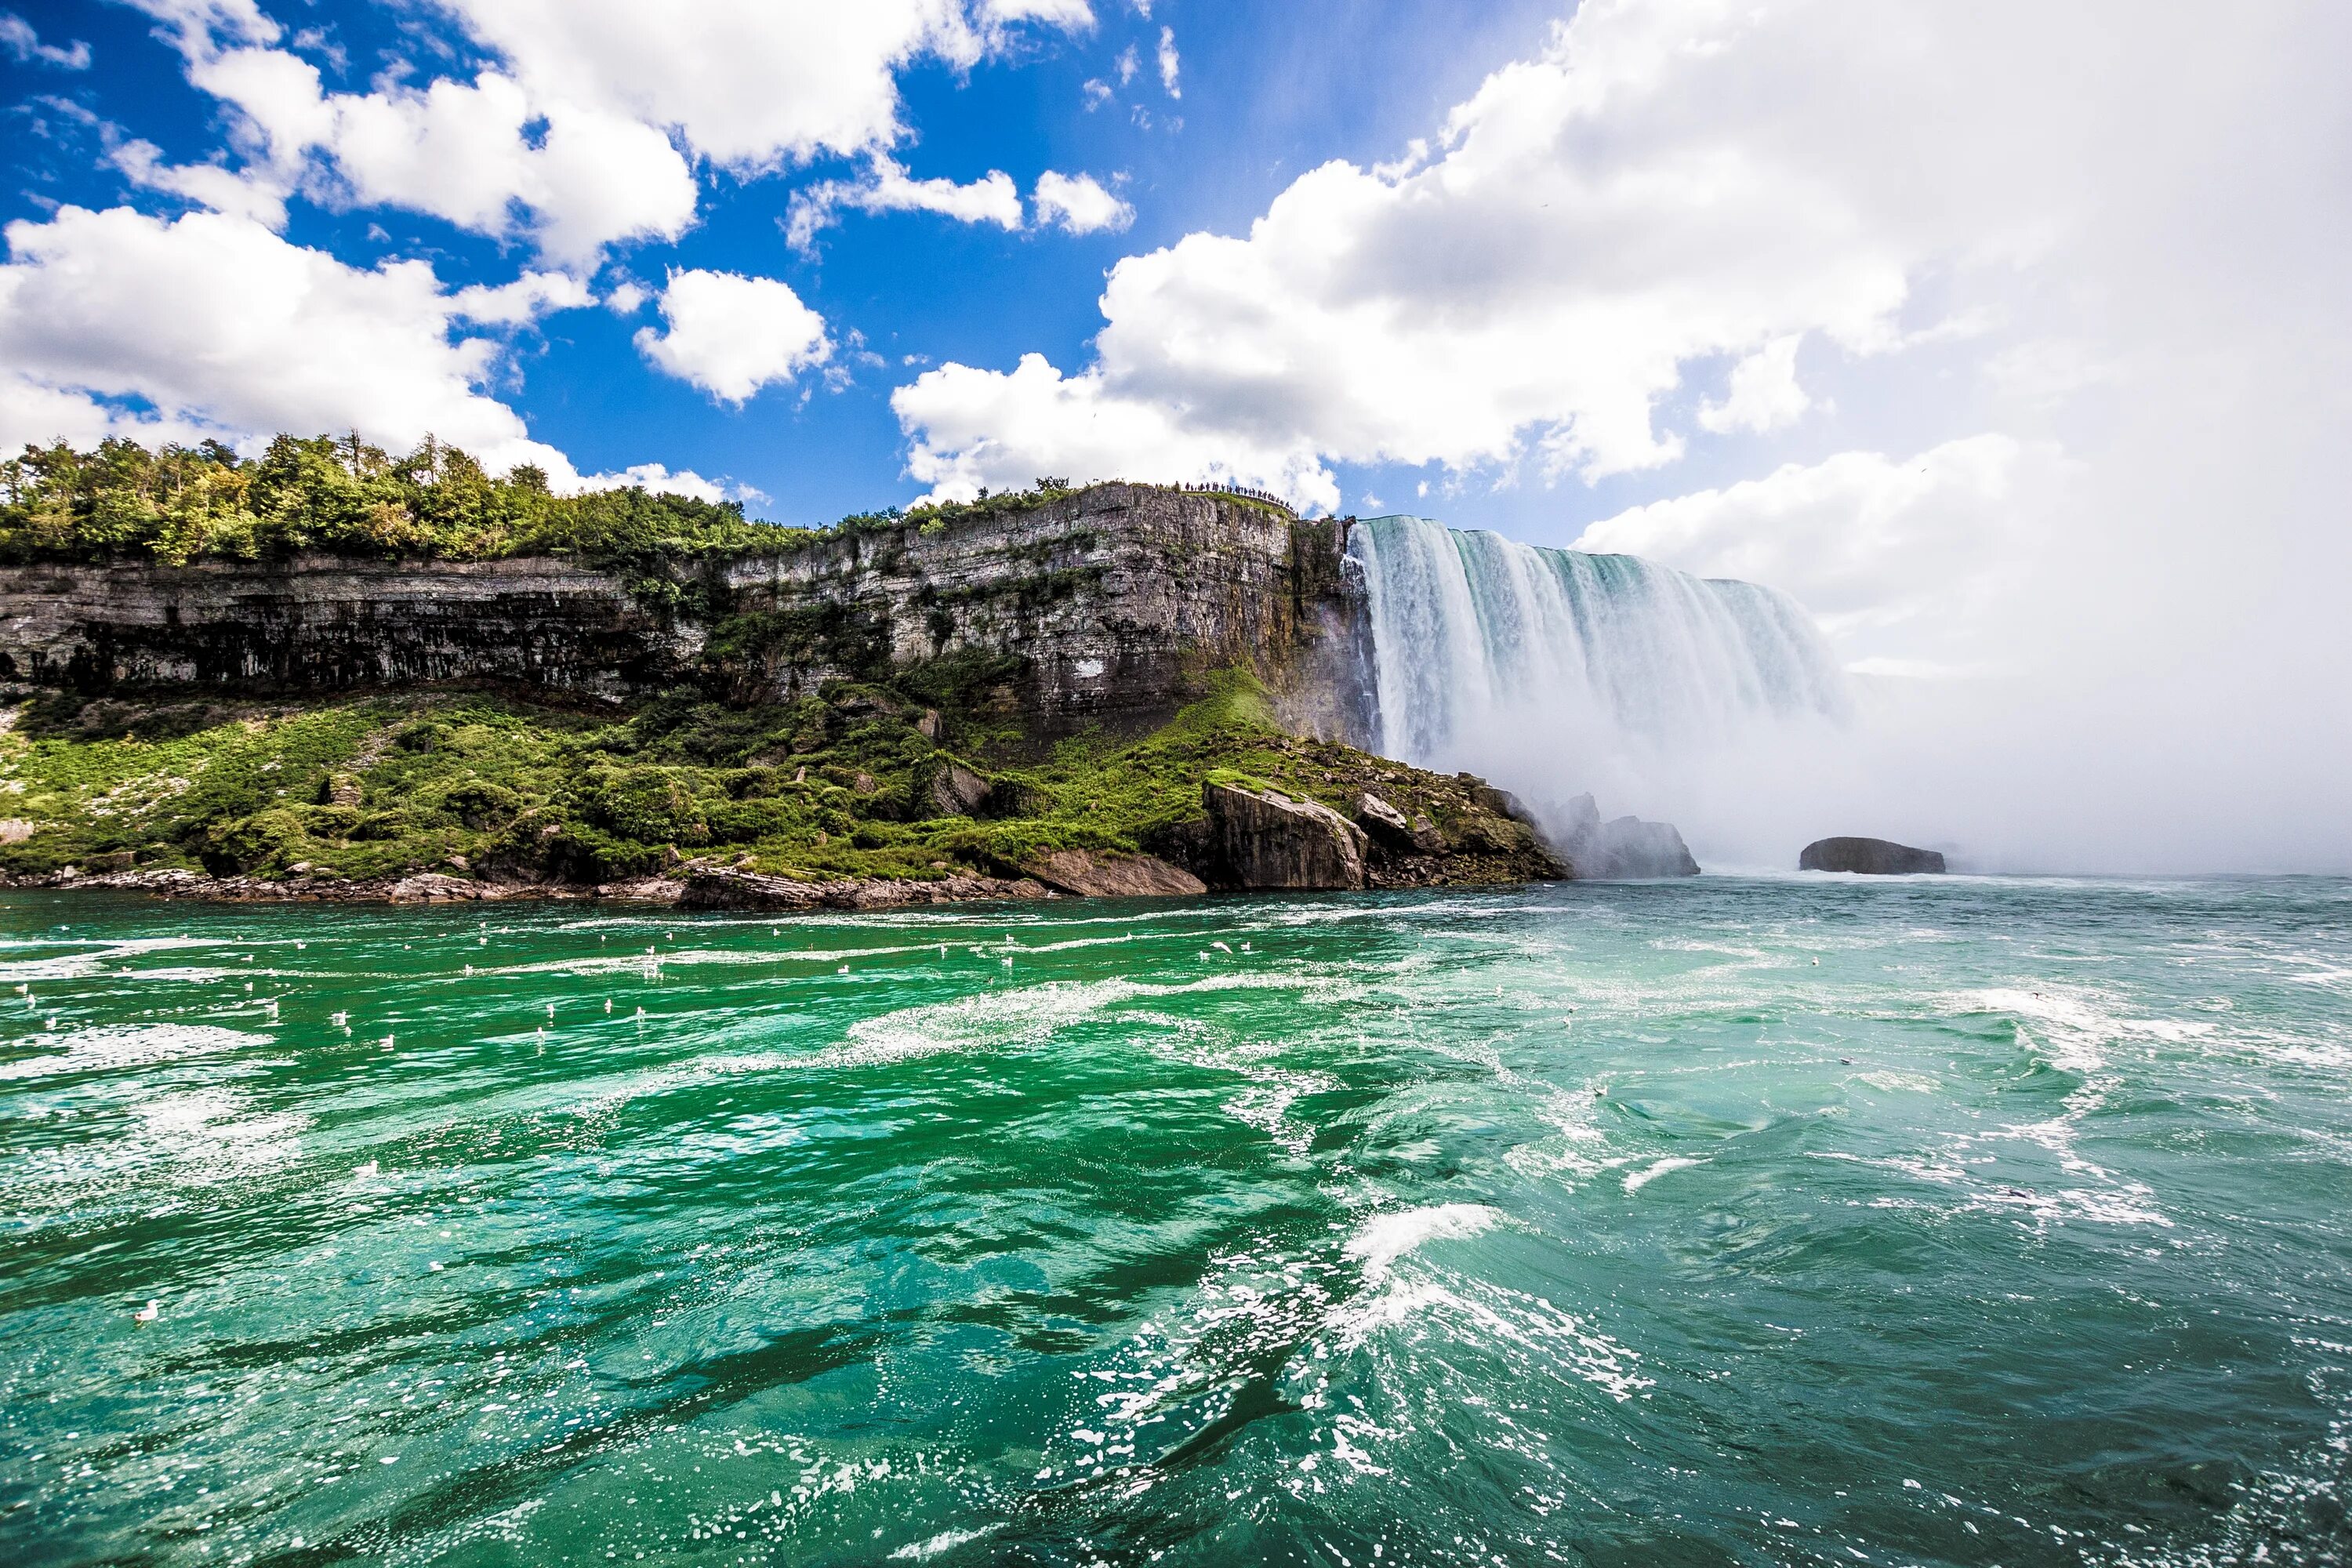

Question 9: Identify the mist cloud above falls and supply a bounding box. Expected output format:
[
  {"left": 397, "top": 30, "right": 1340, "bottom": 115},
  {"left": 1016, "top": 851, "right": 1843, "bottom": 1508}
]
[{"left": 896, "top": 0, "right": 2352, "bottom": 872}]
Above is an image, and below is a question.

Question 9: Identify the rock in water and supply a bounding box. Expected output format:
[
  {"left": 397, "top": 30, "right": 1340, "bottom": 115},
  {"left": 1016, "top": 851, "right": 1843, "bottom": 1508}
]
[
  {"left": 1799, "top": 837, "right": 1947, "bottom": 874},
  {"left": 1551, "top": 793, "right": 1700, "bottom": 878},
  {"left": 1203, "top": 781, "right": 1369, "bottom": 890},
  {"left": 1022, "top": 849, "right": 1207, "bottom": 898}
]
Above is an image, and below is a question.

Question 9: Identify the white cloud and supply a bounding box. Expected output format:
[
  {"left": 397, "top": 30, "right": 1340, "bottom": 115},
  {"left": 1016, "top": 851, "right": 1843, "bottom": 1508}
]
[
  {"left": 1696, "top": 334, "right": 1809, "bottom": 434},
  {"left": 786, "top": 157, "right": 1023, "bottom": 252},
  {"left": 982, "top": 0, "right": 1094, "bottom": 27},
  {"left": 897, "top": 1, "right": 1958, "bottom": 503},
  {"left": 179, "top": 51, "right": 698, "bottom": 263},
  {"left": 450, "top": 270, "right": 596, "bottom": 325},
  {"left": 122, "top": 2, "right": 1092, "bottom": 262},
  {"left": 1033, "top": 171, "right": 1133, "bottom": 235},
  {"left": 118, "top": 0, "right": 275, "bottom": 53},
  {"left": 111, "top": 139, "right": 289, "bottom": 227},
  {"left": 429, "top": 0, "right": 1085, "bottom": 172},
  {"left": 891, "top": 352, "right": 1344, "bottom": 511},
  {"left": 1155, "top": 25, "right": 1178, "bottom": 97},
  {"left": 602, "top": 281, "right": 649, "bottom": 315},
  {"left": 633, "top": 269, "right": 832, "bottom": 405},
  {"left": 1081, "top": 78, "right": 1112, "bottom": 111},
  {"left": 1115, "top": 44, "right": 1138, "bottom": 85},
  {"left": 892, "top": 0, "right": 2343, "bottom": 505},
  {"left": 0, "top": 205, "right": 575, "bottom": 475},
  {"left": 1, "top": 13, "right": 92, "bottom": 69},
  {"left": 576, "top": 463, "right": 768, "bottom": 508}
]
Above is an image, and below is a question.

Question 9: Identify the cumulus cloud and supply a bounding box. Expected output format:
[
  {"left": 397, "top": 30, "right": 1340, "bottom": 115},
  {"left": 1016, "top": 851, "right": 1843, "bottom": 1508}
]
[
  {"left": 896, "top": 0, "right": 1969, "bottom": 503},
  {"left": 121, "top": 1, "right": 1093, "bottom": 262},
  {"left": 427, "top": 1, "right": 1022, "bottom": 172},
  {"left": 892, "top": 353, "right": 1345, "bottom": 512},
  {"left": 633, "top": 270, "right": 833, "bottom": 405},
  {"left": 1032, "top": 171, "right": 1133, "bottom": 235},
  {"left": 1155, "top": 26, "right": 1178, "bottom": 96},
  {"left": 786, "top": 158, "right": 1023, "bottom": 253},
  {"left": 175, "top": 51, "right": 697, "bottom": 263},
  {"left": 0, "top": 205, "right": 711, "bottom": 496}
]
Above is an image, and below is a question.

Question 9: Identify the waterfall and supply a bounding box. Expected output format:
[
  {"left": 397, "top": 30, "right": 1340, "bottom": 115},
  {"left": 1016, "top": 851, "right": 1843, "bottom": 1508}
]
[{"left": 1347, "top": 515, "right": 1849, "bottom": 862}]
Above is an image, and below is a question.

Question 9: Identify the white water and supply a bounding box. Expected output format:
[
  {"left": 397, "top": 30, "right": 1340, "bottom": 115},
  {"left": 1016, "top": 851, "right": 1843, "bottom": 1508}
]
[{"left": 1348, "top": 516, "right": 1852, "bottom": 866}]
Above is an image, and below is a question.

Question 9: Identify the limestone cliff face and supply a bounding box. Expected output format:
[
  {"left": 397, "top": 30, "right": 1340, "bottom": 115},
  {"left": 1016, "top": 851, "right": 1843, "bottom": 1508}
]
[
  {"left": 0, "top": 555, "right": 685, "bottom": 700},
  {"left": 0, "top": 485, "right": 1367, "bottom": 737}
]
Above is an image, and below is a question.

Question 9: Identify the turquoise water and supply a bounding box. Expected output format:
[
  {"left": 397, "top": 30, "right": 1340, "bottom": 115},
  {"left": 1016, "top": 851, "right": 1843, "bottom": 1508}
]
[{"left": 4, "top": 877, "right": 2350, "bottom": 1566}]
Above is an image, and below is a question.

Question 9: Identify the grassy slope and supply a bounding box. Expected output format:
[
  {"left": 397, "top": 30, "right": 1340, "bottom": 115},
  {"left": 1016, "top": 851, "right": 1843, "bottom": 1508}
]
[{"left": 0, "top": 670, "right": 1544, "bottom": 889}]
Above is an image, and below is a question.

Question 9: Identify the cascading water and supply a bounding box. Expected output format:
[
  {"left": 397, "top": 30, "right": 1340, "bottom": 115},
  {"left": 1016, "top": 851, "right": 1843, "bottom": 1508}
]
[{"left": 1348, "top": 515, "right": 1851, "bottom": 866}]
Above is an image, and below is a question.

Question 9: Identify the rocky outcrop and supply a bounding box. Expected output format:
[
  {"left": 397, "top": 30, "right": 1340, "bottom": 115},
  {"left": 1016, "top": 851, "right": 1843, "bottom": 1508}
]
[
  {"left": 681, "top": 868, "right": 1049, "bottom": 910},
  {"left": 0, "top": 485, "right": 1370, "bottom": 741},
  {"left": 1021, "top": 849, "right": 1207, "bottom": 898},
  {"left": 927, "top": 761, "right": 994, "bottom": 817},
  {"left": 1352, "top": 790, "right": 1449, "bottom": 855},
  {"left": 1799, "top": 837, "right": 1947, "bottom": 874},
  {"left": 1550, "top": 793, "right": 1701, "bottom": 878},
  {"left": 1201, "top": 780, "right": 1369, "bottom": 890}
]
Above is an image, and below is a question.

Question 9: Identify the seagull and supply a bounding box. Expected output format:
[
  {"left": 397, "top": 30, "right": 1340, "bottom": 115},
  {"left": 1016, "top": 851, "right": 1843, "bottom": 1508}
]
[
  {"left": 1212, "top": 941, "right": 1232, "bottom": 954},
  {"left": 135, "top": 1300, "right": 160, "bottom": 1323}
]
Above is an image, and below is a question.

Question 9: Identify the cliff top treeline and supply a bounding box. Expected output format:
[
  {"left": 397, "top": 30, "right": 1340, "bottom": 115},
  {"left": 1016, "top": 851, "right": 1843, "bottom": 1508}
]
[{"left": 0, "top": 434, "right": 1105, "bottom": 568}]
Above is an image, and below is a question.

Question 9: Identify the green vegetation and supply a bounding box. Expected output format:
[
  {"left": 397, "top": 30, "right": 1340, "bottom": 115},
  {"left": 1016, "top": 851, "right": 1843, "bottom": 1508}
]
[
  {"left": 0, "top": 438, "right": 1140, "bottom": 569},
  {"left": 0, "top": 668, "right": 1526, "bottom": 891},
  {"left": 0, "top": 434, "right": 817, "bottom": 568}
]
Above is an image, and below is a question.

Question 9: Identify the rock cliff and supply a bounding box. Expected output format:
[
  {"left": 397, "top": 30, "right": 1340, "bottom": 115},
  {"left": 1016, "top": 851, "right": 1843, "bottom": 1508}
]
[{"left": 0, "top": 485, "right": 1367, "bottom": 742}]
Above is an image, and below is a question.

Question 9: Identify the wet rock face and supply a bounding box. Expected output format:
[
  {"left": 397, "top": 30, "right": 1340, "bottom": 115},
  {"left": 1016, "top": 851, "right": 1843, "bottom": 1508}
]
[
  {"left": 1800, "top": 837, "right": 1947, "bottom": 874},
  {"left": 1202, "top": 780, "right": 1369, "bottom": 891}
]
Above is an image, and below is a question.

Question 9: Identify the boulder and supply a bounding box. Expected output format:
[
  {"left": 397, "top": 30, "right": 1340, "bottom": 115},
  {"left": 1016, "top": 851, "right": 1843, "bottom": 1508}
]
[
  {"left": 927, "top": 760, "right": 993, "bottom": 817},
  {"left": 1203, "top": 780, "right": 1369, "bottom": 890},
  {"left": 1022, "top": 848, "right": 1207, "bottom": 898},
  {"left": 1800, "top": 837, "right": 1946, "bottom": 874},
  {"left": 1354, "top": 792, "right": 1417, "bottom": 851},
  {"left": 1550, "top": 794, "right": 1700, "bottom": 877},
  {"left": 1408, "top": 813, "right": 1446, "bottom": 854}
]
